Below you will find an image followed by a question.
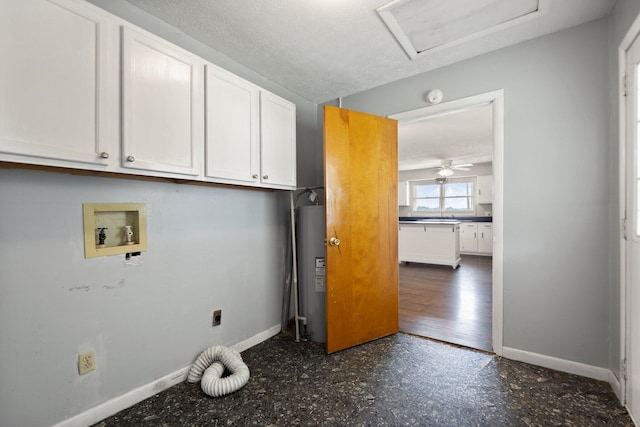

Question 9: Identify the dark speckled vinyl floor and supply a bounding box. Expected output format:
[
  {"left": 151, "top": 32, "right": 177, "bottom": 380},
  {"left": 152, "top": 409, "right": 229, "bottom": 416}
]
[{"left": 94, "top": 333, "right": 632, "bottom": 426}]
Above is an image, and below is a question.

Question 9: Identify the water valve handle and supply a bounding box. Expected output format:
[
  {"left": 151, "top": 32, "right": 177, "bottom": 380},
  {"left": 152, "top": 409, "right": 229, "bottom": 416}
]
[
  {"left": 96, "top": 227, "right": 108, "bottom": 246},
  {"left": 123, "top": 225, "right": 134, "bottom": 244}
]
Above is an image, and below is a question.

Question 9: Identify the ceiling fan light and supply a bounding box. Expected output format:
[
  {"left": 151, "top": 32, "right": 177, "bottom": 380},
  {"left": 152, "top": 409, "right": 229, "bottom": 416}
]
[{"left": 437, "top": 168, "right": 454, "bottom": 177}]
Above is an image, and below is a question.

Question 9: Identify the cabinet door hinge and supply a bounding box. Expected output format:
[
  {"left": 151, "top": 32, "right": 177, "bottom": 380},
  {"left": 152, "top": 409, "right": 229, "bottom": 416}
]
[
  {"left": 623, "top": 358, "right": 628, "bottom": 381},
  {"left": 624, "top": 75, "right": 628, "bottom": 97}
]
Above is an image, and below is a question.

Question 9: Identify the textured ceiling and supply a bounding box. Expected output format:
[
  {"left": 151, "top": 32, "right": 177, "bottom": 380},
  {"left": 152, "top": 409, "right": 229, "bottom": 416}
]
[{"left": 123, "top": 0, "right": 616, "bottom": 103}]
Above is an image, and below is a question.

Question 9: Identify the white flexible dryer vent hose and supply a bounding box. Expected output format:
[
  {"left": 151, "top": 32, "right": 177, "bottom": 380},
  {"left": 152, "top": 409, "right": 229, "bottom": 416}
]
[{"left": 187, "top": 346, "right": 250, "bottom": 397}]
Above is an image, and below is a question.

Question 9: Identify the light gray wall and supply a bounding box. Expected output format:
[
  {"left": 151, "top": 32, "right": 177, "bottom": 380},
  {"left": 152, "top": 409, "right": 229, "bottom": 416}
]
[
  {"left": 608, "top": 0, "right": 640, "bottom": 382},
  {"left": 0, "top": 169, "right": 289, "bottom": 427},
  {"left": 344, "top": 19, "right": 612, "bottom": 368},
  {"left": 2, "top": 2, "right": 633, "bottom": 425},
  {"left": 0, "top": 2, "right": 319, "bottom": 426}
]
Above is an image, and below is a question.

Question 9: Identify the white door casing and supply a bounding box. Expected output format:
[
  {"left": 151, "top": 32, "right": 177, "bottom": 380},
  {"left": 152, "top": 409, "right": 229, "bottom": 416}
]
[
  {"left": 390, "top": 90, "right": 504, "bottom": 355},
  {"left": 622, "top": 18, "right": 640, "bottom": 423}
]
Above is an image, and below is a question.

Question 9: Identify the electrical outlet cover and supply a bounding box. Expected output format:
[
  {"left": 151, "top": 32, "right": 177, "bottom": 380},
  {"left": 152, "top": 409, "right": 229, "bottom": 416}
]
[
  {"left": 78, "top": 351, "right": 96, "bottom": 375},
  {"left": 213, "top": 309, "right": 222, "bottom": 326}
]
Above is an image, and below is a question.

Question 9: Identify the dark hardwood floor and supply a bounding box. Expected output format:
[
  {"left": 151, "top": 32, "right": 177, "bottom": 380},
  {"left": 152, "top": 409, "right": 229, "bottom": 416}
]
[{"left": 399, "top": 255, "right": 493, "bottom": 352}]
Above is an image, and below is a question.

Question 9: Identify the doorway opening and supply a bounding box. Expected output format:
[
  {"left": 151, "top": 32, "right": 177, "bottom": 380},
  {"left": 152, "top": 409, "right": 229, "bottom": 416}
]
[{"left": 390, "top": 90, "right": 504, "bottom": 355}]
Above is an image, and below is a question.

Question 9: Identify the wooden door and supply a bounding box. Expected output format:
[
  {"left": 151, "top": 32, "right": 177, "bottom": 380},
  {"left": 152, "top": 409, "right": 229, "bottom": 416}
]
[{"left": 324, "top": 105, "right": 399, "bottom": 354}]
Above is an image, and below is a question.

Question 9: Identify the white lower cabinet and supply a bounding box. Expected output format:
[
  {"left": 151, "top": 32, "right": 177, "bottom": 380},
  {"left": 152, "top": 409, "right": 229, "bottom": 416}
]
[
  {"left": 478, "top": 224, "right": 494, "bottom": 254},
  {"left": 0, "top": 0, "right": 118, "bottom": 169},
  {"left": 121, "top": 26, "right": 204, "bottom": 177},
  {"left": 399, "top": 222, "right": 461, "bottom": 269},
  {"left": 460, "top": 223, "right": 479, "bottom": 253},
  {"left": 460, "top": 223, "right": 493, "bottom": 255}
]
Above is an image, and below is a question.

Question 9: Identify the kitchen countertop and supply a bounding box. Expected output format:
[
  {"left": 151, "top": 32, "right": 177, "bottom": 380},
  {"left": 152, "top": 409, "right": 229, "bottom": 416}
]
[
  {"left": 400, "top": 216, "right": 492, "bottom": 223},
  {"left": 399, "top": 220, "right": 461, "bottom": 225}
]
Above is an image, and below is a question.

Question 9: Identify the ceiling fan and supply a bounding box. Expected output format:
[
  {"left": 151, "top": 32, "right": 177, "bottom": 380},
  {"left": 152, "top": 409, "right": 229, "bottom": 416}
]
[{"left": 434, "top": 161, "right": 473, "bottom": 177}]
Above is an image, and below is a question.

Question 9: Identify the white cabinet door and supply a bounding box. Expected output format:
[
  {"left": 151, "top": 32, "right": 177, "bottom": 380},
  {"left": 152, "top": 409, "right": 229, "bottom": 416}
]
[
  {"left": 121, "top": 26, "right": 203, "bottom": 177},
  {"left": 478, "top": 223, "right": 493, "bottom": 254},
  {"left": 398, "top": 181, "right": 410, "bottom": 206},
  {"left": 0, "top": 0, "right": 118, "bottom": 168},
  {"left": 399, "top": 223, "right": 460, "bottom": 268},
  {"left": 260, "top": 91, "right": 296, "bottom": 188},
  {"left": 460, "top": 223, "right": 478, "bottom": 253},
  {"left": 477, "top": 175, "right": 493, "bottom": 204},
  {"left": 205, "top": 65, "right": 259, "bottom": 183},
  {"left": 398, "top": 224, "right": 423, "bottom": 262}
]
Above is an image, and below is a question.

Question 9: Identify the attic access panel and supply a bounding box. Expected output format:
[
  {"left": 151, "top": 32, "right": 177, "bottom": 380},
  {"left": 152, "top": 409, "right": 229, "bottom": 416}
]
[{"left": 377, "top": 0, "right": 544, "bottom": 59}]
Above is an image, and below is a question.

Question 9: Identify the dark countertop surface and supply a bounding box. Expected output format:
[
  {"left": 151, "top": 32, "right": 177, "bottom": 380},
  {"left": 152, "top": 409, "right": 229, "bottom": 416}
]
[
  {"left": 400, "top": 216, "right": 493, "bottom": 223},
  {"left": 399, "top": 220, "right": 461, "bottom": 225}
]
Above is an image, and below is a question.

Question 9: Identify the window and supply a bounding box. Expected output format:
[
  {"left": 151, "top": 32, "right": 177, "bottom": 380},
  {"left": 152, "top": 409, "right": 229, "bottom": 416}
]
[{"left": 411, "top": 178, "right": 475, "bottom": 216}]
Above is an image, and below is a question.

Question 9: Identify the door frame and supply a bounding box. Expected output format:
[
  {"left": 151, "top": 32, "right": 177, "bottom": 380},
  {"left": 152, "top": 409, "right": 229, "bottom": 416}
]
[
  {"left": 619, "top": 12, "right": 640, "bottom": 407},
  {"left": 389, "top": 89, "right": 504, "bottom": 356}
]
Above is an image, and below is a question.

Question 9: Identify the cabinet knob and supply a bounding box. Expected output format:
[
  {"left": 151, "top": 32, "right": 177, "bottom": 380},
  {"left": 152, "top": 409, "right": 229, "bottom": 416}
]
[
  {"left": 100, "top": 152, "right": 109, "bottom": 159},
  {"left": 263, "top": 175, "right": 269, "bottom": 180},
  {"left": 126, "top": 155, "right": 135, "bottom": 163},
  {"left": 252, "top": 174, "right": 258, "bottom": 179}
]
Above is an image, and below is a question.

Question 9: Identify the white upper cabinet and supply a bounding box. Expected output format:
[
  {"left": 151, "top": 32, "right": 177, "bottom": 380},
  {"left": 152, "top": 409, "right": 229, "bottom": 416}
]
[
  {"left": 1, "top": 1, "right": 295, "bottom": 189},
  {"left": 204, "top": 68, "right": 296, "bottom": 189},
  {"left": 121, "top": 26, "right": 204, "bottom": 177},
  {"left": 476, "top": 175, "right": 493, "bottom": 204},
  {"left": 259, "top": 91, "right": 296, "bottom": 188},
  {"left": 0, "top": 0, "right": 118, "bottom": 168},
  {"left": 204, "top": 65, "right": 259, "bottom": 183},
  {"left": 398, "top": 181, "right": 410, "bottom": 206}
]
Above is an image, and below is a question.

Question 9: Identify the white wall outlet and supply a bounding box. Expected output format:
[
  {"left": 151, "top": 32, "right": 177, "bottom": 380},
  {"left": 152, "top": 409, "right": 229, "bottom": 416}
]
[{"left": 78, "top": 351, "right": 96, "bottom": 375}]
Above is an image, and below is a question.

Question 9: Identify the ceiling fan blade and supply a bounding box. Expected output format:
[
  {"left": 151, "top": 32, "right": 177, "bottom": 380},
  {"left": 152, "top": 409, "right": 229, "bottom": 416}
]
[{"left": 452, "top": 163, "right": 473, "bottom": 169}]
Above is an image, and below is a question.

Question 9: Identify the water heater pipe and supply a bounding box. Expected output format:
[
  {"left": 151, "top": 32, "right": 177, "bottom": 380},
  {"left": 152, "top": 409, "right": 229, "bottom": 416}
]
[{"left": 290, "top": 191, "right": 302, "bottom": 342}]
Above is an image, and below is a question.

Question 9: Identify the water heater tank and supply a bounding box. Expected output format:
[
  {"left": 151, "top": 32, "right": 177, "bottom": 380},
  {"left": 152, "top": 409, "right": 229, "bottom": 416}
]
[{"left": 297, "top": 205, "right": 326, "bottom": 343}]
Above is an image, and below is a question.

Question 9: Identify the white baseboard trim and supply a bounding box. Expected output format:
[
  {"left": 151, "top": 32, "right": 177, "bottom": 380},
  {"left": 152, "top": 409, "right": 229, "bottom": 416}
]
[
  {"left": 52, "top": 365, "right": 192, "bottom": 427},
  {"left": 54, "top": 323, "right": 282, "bottom": 427},
  {"left": 232, "top": 323, "right": 282, "bottom": 353},
  {"left": 502, "top": 346, "right": 610, "bottom": 382},
  {"left": 609, "top": 369, "right": 623, "bottom": 403}
]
